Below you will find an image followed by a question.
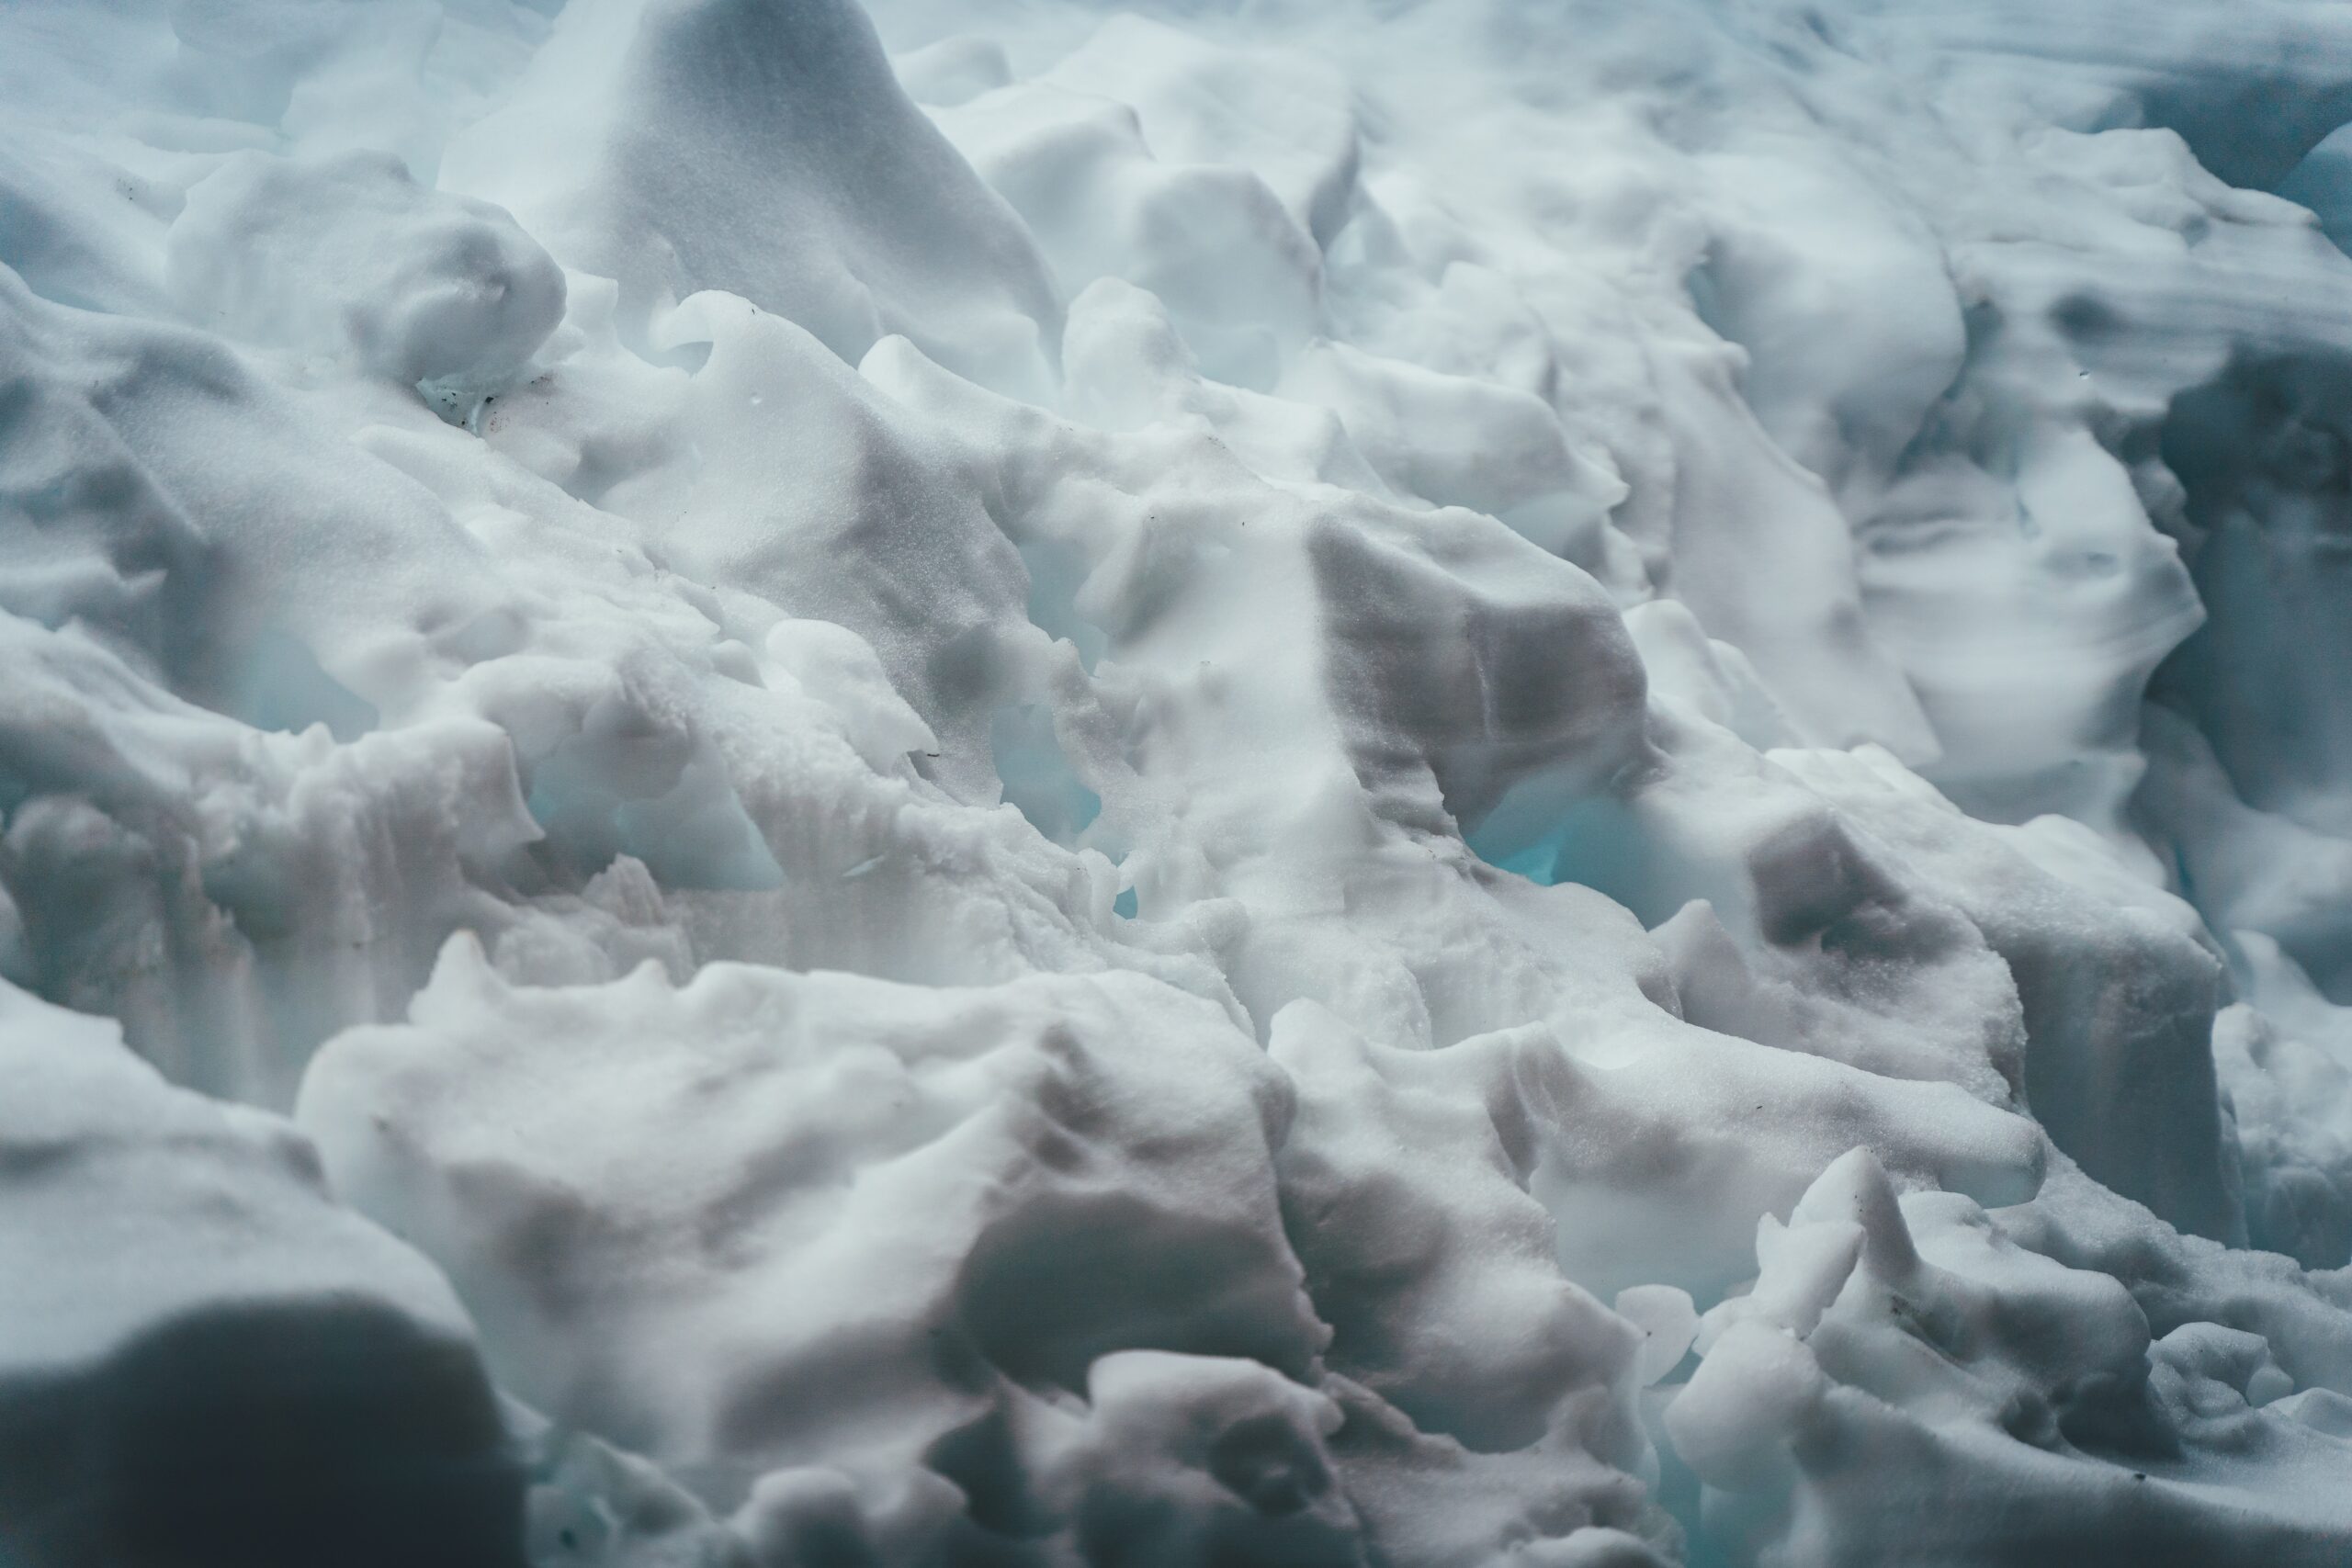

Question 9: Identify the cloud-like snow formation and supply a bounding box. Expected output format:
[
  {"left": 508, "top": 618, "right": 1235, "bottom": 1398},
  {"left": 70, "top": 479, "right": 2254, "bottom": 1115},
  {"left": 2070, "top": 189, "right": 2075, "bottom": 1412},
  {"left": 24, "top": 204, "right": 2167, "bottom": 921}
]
[{"left": 6, "top": 0, "right": 2352, "bottom": 1563}]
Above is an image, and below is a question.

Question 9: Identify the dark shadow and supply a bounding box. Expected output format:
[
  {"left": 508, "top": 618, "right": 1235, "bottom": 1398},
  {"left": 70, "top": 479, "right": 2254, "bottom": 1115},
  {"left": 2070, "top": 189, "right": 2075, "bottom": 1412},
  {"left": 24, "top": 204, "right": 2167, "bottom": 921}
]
[{"left": 1, "top": 1296, "right": 526, "bottom": 1568}]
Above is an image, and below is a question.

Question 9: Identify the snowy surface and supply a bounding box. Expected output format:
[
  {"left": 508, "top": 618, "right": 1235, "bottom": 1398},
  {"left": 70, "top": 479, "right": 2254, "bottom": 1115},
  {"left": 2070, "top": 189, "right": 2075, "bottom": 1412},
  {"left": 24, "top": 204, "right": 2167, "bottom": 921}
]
[{"left": 6, "top": 0, "right": 2352, "bottom": 1563}]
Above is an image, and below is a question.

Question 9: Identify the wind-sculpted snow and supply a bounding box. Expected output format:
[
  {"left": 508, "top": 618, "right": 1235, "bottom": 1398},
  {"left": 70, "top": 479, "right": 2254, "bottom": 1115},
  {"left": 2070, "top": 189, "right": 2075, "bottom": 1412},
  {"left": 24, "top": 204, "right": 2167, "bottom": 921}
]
[{"left": 6, "top": 1, "right": 2352, "bottom": 1564}]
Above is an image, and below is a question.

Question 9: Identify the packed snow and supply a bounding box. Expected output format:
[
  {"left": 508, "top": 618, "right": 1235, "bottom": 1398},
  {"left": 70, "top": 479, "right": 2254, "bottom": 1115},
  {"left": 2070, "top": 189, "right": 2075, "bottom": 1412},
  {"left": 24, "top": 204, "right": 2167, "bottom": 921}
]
[{"left": 6, "top": 1, "right": 2352, "bottom": 1563}]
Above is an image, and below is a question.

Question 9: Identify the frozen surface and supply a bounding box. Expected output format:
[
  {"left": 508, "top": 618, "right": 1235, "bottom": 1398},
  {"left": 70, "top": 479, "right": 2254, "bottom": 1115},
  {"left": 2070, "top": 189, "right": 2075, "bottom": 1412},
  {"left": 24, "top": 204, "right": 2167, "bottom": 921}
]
[{"left": 5, "top": 0, "right": 2352, "bottom": 1563}]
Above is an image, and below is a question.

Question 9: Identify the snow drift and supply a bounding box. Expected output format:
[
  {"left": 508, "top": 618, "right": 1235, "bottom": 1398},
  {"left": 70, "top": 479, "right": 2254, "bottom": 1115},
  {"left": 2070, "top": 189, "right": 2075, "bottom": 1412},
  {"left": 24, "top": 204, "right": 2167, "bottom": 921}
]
[{"left": 6, "top": 0, "right": 2352, "bottom": 1564}]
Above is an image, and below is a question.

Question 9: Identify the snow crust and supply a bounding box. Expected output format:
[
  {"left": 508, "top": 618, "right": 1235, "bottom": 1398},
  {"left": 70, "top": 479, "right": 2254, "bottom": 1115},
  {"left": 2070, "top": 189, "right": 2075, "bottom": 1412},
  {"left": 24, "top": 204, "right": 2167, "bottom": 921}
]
[{"left": 6, "top": 0, "right": 2352, "bottom": 1563}]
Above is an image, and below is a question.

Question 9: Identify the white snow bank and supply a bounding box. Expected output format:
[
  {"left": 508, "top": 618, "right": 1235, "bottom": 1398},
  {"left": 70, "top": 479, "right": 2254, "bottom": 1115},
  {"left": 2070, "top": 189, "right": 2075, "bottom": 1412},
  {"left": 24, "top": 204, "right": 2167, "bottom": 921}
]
[
  {"left": 440, "top": 0, "right": 1061, "bottom": 396},
  {"left": 167, "top": 150, "right": 564, "bottom": 394},
  {"left": 5, "top": 0, "right": 2352, "bottom": 1563},
  {"left": 297, "top": 940, "right": 1675, "bottom": 1564},
  {"left": 1668, "top": 1148, "right": 2352, "bottom": 1565}
]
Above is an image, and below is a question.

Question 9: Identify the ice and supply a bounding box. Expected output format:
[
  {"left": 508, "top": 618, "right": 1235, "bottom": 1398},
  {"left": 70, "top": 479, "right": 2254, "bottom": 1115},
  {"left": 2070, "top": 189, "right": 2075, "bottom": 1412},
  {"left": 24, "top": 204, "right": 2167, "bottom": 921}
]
[{"left": 8, "top": 0, "right": 2352, "bottom": 1563}]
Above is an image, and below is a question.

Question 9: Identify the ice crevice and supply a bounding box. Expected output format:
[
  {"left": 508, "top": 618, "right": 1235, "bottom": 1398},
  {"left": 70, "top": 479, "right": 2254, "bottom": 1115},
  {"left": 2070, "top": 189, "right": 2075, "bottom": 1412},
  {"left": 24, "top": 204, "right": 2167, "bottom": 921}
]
[{"left": 8, "top": 1, "right": 2352, "bottom": 1564}]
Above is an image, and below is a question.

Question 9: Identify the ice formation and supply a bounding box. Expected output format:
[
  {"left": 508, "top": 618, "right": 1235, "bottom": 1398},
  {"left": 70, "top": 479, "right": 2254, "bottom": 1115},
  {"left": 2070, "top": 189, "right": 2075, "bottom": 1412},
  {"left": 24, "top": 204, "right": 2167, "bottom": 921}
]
[{"left": 7, "top": 0, "right": 2352, "bottom": 1563}]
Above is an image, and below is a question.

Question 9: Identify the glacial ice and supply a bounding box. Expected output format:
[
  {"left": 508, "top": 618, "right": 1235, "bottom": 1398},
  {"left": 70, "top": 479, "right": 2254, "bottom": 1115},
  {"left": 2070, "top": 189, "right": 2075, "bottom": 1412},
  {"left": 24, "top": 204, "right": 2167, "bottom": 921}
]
[{"left": 6, "top": 0, "right": 2352, "bottom": 1563}]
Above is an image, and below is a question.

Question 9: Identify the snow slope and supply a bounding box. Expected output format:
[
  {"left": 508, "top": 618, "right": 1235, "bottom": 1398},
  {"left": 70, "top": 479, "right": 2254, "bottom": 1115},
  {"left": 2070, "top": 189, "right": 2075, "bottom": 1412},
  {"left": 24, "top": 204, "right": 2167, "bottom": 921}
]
[{"left": 6, "top": 1, "right": 2352, "bottom": 1563}]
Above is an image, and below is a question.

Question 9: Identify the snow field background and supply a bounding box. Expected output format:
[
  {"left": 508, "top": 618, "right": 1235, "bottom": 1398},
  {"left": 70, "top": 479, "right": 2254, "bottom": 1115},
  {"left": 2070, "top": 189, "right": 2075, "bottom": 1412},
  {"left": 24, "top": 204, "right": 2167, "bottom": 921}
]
[{"left": 7, "top": 1, "right": 2352, "bottom": 1564}]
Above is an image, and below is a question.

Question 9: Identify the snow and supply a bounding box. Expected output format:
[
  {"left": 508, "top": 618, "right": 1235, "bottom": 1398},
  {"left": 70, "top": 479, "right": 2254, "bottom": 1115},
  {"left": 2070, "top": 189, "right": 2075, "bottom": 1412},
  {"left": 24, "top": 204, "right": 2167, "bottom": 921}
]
[
  {"left": 167, "top": 149, "right": 566, "bottom": 391},
  {"left": 5, "top": 0, "right": 2352, "bottom": 1564},
  {"left": 0, "top": 980, "right": 519, "bottom": 1568}
]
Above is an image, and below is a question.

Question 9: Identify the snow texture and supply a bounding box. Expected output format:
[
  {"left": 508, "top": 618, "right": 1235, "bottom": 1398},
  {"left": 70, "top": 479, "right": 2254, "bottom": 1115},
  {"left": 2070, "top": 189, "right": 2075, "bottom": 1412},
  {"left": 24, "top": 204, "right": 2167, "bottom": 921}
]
[{"left": 4, "top": 0, "right": 2352, "bottom": 1564}]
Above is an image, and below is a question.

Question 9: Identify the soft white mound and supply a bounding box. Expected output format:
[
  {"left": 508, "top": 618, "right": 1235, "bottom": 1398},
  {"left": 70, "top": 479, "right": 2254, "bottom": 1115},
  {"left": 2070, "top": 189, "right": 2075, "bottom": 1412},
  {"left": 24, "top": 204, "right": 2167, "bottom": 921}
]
[
  {"left": 6, "top": 1, "right": 2352, "bottom": 1565},
  {"left": 167, "top": 150, "right": 566, "bottom": 391}
]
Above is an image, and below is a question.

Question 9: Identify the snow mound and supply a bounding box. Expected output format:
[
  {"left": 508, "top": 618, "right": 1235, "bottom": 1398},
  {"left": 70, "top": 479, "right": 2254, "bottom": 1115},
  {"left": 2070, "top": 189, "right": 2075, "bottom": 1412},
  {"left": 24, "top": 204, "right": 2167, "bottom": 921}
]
[
  {"left": 6, "top": 0, "right": 2352, "bottom": 1563},
  {"left": 168, "top": 151, "right": 565, "bottom": 392},
  {"left": 440, "top": 0, "right": 1061, "bottom": 396}
]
